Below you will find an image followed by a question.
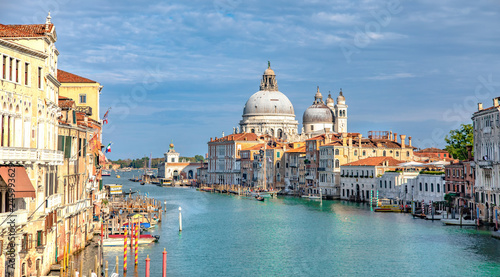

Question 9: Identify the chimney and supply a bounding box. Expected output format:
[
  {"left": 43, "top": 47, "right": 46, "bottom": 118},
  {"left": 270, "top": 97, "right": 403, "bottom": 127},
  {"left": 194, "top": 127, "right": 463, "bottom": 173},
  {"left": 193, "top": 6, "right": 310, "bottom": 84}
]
[
  {"left": 400, "top": 135, "right": 406, "bottom": 148},
  {"left": 466, "top": 145, "right": 473, "bottom": 160},
  {"left": 495, "top": 98, "right": 499, "bottom": 107},
  {"left": 348, "top": 137, "right": 353, "bottom": 150},
  {"left": 210, "top": 137, "right": 213, "bottom": 142},
  {"left": 478, "top": 103, "right": 483, "bottom": 111},
  {"left": 342, "top": 136, "right": 347, "bottom": 147},
  {"left": 394, "top": 133, "right": 398, "bottom": 142},
  {"left": 390, "top": 131, "right": 393, "bottom": 141},
  {"left": 408, "top": 136, "right": 412, "bottom": 147},
  {"left": 215, "top": 137, "right": 218, "bottom": 140},
  {"left": 358, "top": 134, "right": 362, "bottom": 148}
]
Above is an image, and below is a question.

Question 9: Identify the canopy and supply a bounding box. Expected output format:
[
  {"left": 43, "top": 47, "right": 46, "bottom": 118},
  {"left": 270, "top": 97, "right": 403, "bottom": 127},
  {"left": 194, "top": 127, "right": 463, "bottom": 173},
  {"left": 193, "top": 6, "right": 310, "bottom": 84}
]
[
  {"left": 426, "top": 160, "right": 450, "bottom": 167},
  {"left": 0, "top": 166, "right": 36, "bottom": 198},
  {"left": 398, "top": 161, "right": 425, "bottom": 167}
]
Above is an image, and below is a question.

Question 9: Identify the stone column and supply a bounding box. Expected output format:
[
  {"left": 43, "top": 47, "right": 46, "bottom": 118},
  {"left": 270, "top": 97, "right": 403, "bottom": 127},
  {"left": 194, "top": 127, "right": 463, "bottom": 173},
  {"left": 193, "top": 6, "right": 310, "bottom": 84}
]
[{"left": 1, "top": 189, "right": 5, "bottom": 213}]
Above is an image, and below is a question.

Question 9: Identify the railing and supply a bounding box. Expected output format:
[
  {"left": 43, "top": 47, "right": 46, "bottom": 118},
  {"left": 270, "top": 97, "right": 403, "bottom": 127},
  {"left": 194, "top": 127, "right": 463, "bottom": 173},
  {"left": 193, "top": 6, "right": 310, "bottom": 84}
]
[
  {"left": 39, "top": 149, "right": 64, "bottom": 164},
  {"left": 65, "top": 199, "right": 91, "bottom": 217},
  {"left": 46, "top": 193, "right": 62, "bottom": 212},
  {"left": 0, "top": 147, "right": 37, "bottom": 163},
  {"left": 477, "top": 160, "right": 493, "bottom": 168},
  {"left": 0, "top": 148, "right": 63, "bottom": 165},
  {"left": 0, "top": 209, "right": 28, "bottom": 228},
  {"left": 75, "top": 105, "right": 93, "bottom": 116}
]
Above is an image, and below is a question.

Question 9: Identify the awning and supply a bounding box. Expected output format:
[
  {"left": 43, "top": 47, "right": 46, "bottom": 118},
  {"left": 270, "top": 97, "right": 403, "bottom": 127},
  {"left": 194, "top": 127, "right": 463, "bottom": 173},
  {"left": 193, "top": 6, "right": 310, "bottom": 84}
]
[{"left": 0, "top": 166, "right": 36, "bottom": 198}]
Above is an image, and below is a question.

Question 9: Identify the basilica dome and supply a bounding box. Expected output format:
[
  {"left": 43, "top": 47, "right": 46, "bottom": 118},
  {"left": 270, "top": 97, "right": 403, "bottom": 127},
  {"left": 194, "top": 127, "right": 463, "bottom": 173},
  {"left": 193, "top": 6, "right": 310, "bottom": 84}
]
[
  {"left": 243, "top": 90, "right": 295, "bottom": 116},
  {"left": 303, "top": 103, "right": 334, "bottom": 124}
]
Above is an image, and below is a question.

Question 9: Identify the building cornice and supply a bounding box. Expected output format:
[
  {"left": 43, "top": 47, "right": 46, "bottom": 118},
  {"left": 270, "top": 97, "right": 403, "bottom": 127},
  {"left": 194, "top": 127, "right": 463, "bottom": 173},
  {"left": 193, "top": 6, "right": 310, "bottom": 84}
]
[
  {"left": 0, "top": 38, "right": 48, "bottom": 59},
  {"left": 47, "top": 73, "right": 61, "bottom": 88}
]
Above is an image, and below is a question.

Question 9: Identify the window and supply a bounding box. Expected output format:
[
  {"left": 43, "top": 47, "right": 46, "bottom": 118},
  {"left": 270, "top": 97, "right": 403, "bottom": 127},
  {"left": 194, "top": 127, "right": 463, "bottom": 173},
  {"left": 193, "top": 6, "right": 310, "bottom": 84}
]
[
  {"left": 354, "top": 150, "right": 357, "bottom": 156},
  {"left": 79, "top": 94, "right": 87, "bottom": 104},
  {"left": 2, "top": 55, "right": 5, "bottom": 79},
  {"left": 335, "top": 159, "right": 339, "bottom": 168},
  {"left": 15, "top": 60, "right": 19, "bottom": 83},
  {"left": 396, "top": 151, "right": 399, "bottom": 157},
  {"left": 311, "top": 125, "right": 314, "bottom": 131},
  {"left": 437, "top": 183, "right": 440, "bottom": 193},
  {"left": 37, "top": 230, "right": 43, "bottom": 247},
  {"left": 406, "top": 151, "right": 410, "bottom": 157},
  {"left": 383, "top": 150, "right": 386, "bottom": 156},
  {"left": 431, "top": 183, "right": 434, "bottom": 192},
  {"left": 277, "top": 152, "right": 280, "bottom": 158},
  {"left": 25, "top": 62, "right": 29, "bottom": 85},
  {"left": 362, "top": 150, "right": 366, "bottom": 156},
  {"left": 38, "top": 67, "right": 42, "bottom": 89},
  {"left": 9, "top": 57, "right": 13, "bottom": 80},
  {"left": 419, "top": 182, "right": 422, "bottom": 191},
  {"left": 335, "top": 149, "right": 339, "bottom": 155},
  {"left": 425, "top": 183, "right": 428, "bottom": 191}
]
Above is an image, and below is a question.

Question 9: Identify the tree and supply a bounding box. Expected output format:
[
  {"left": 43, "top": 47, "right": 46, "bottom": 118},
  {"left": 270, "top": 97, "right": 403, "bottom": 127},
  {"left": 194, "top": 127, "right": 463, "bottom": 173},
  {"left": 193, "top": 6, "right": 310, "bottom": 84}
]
[
  {"left": 194, "top": 155, "right": 205, "bottom": 162},
  {"left": 444, "top": 123, "right": 473, "bottom": 160}
]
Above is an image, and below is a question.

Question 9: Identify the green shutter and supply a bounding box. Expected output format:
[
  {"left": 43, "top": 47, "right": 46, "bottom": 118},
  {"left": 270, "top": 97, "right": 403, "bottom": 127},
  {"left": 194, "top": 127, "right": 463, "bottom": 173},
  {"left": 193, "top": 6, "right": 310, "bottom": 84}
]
[
  {"left": 83, "top": 139, "right": 87, "bottom": 156},
  {"left": 99, "top": 179, "right": 103, "bottom": 190},
  {"left": 64, "top": 136, "right": 72, "bottom": 159},
  {"left": 57, "top": 135, "right": 65, "bottom": 151},
  {"left": 73, "top": 110, "right": 76, "bottom": 124}
]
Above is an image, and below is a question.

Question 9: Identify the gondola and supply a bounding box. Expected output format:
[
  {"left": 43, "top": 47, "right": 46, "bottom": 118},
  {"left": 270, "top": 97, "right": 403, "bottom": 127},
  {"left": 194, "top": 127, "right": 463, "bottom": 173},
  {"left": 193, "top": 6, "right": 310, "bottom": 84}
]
[{"left": 255, "top": 196, "right": 264, "bottom": 201}]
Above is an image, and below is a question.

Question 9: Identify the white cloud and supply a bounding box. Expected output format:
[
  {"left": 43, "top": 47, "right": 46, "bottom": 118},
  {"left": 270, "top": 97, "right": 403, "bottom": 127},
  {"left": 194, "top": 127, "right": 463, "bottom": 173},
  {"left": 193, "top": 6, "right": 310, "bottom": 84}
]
[{"left": 366, "top": 73, "right": 416, "bottom": 81}]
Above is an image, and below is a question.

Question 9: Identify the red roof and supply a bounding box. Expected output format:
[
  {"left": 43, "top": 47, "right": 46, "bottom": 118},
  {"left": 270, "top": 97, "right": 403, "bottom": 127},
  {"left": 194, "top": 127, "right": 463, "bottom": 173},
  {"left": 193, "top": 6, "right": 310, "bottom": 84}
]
[
  {"left": 343, "top": 157, "right": 402, "bottom": 167},
  {"left": 57, "top": 69, "right": 97, "bottom": 83},
  {"left": 415, "top": 148, "right": 449, "bottom": 154},
  {"left": 58, "top": 98, "right": 75, "bottom": 109},
  {"left": 286, "top": 146, "right": 306, "bottom": 153},
  {"left": 0, "top": 24, "right": 54, "bottom": 38},
  {"left": 211, "top": 133, "right": 260, "bottom": 143}
]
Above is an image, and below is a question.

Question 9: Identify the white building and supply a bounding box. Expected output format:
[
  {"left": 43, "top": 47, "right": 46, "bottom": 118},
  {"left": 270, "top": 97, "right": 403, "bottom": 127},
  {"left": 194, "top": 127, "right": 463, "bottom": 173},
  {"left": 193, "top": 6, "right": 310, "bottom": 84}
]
[
  {"left": 157, "top": 142, "right": 203, "bottom": 181},
  {"left": 472, "top": 98, "right": 500, "bottom": 221}
]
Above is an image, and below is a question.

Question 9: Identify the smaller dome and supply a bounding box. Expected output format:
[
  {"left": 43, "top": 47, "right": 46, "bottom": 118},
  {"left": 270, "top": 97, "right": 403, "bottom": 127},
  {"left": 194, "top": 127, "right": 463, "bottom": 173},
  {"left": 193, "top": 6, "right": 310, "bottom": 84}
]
[
  {"left": 303, "top": 103, "right": 334, "bottom": 124},
  {"left": 337, "top": 89, "right": 345, "bottom": 103},
  {"left": 326, "top": 93, "right": 334, "bottom": 104},
  {"left": 264, "top": 68, "right": 275, "bottom": 75}
]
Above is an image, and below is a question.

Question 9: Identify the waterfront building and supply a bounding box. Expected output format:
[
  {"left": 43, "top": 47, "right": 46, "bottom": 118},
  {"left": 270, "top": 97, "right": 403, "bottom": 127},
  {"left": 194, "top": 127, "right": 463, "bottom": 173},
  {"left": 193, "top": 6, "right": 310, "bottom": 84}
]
[
  {"left": 239, "top": 143, "right": 264, "bottom": 187},
  {"left": 57, "top": 69, "right": 103, "bottom": 122},
  {"left": 207, "top": 133, "right": 263, "bottom": 185},
  {"left": 238, "top": 63, "right": 299, "bottom": 141},
  {"left": 444, "top": 157, "right": 475, "bottom": 210},
  {"left": 472, "top": 98, "right": 500, "bottom": 222},
  {"left": 284, "top": 146, "right": 306, "bottom": 193},
  {"left": 414, "top": 147, "right": 452, "bottom": 161},
  {"left": 57, "top": 95, "right": 104, "bottom": 262},
  {"left": 340, "top": 157, "right": 401, "bottom": 201},
  {"left": 0, "top": 15, "right": 64, "bottom": 276},
  {"left": 157, "top": 142, "right": 203, "bottom": 181}
]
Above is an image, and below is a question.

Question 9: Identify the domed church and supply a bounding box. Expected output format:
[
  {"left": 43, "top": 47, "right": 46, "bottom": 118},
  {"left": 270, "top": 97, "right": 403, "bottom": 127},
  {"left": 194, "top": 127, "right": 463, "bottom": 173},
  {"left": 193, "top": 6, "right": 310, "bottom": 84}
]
[
  {"left": 239, "top": 62, "right": 299, "bottom": 140},
  {"left": 302, "top": 87, "right": 348, "bottom": 138},
  {"left": 238, "top": 63, "right": 348, "bottom": 141}
]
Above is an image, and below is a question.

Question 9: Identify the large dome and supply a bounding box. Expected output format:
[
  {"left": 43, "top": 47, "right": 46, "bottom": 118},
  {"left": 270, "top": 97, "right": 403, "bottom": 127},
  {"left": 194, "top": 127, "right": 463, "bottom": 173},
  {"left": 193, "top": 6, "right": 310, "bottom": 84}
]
[
  {"left": 243, "top": 90, "right": 295, "bottom": 116},
  {"left": 303, "top": 103, "right": 334, "bottom": 124}
]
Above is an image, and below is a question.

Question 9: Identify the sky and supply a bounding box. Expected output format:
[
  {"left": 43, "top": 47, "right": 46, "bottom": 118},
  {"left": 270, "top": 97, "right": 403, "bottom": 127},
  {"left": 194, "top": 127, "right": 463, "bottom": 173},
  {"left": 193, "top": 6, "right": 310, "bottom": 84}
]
[{"left": 2, "top": 0, "right": 500, "bottom": 159}]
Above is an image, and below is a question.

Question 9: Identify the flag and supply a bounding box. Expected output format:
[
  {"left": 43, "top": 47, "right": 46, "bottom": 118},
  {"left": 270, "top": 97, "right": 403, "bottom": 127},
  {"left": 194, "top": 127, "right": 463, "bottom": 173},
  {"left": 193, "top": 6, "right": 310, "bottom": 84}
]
[
  {"left": 102, "top": 108, "right": 111, "bottom": 124},
  {"left": 268, "top": 158, "right": 272, "bottom": 162},
  {"left": 89, "top": 132, "right": 100, "bottom": 153},
  {"left": 105, "top": 142, "right": 112, "bottom": 153}
]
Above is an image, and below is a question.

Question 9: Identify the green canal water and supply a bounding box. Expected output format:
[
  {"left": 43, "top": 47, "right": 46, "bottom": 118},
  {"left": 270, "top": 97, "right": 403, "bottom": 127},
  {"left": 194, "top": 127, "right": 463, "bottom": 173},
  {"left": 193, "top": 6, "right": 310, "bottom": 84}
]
[{"left": 103, "top": 171, "right": 500, "bottom": 276}]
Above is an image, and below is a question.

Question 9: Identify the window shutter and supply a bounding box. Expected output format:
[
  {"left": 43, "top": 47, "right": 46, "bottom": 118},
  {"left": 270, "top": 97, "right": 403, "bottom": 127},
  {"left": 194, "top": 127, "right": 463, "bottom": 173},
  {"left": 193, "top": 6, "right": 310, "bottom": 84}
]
[
  {"left": 83, "top": 138, "right": 87, "bottom": 156},
  {"left": 57, "top": 135, "right": 65, "bottom": 151},
  {"left": 64, "top": 136, "right": 72, "bottom": 158}
]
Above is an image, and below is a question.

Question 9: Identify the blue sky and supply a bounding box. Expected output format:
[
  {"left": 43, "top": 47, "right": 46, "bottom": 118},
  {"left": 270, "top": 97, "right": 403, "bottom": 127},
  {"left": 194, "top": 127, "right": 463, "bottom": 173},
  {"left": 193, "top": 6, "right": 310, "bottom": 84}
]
[{"left": 2, "top": 0, "right": 500, "bottom": 159}]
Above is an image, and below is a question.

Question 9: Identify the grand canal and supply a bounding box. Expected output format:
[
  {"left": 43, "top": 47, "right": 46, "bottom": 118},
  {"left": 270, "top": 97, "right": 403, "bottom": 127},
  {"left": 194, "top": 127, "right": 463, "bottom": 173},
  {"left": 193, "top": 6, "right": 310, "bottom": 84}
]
[{"left": 103, "top": 171, "right": 500, "bottom": 276}]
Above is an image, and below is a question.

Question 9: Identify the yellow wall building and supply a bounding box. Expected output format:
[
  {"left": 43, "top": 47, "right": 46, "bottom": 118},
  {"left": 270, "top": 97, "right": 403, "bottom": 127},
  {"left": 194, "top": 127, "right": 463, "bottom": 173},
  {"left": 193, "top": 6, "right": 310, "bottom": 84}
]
[{"left": 57, "top": 69, "right": 102, "bottom": 122}]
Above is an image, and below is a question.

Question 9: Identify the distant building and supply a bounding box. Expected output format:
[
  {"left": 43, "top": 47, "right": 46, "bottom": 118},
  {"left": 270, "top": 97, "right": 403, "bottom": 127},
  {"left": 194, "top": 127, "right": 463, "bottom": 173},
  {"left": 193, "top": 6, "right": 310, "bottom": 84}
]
[
  {"left": 157, "top": 142, "right": 203, "bottom": 181},
  {"left": 414, "top": 147, "right": 452, "bottom": 161},
  {"left": 472, "top": 98, "right": 500, "bottom": 222}
]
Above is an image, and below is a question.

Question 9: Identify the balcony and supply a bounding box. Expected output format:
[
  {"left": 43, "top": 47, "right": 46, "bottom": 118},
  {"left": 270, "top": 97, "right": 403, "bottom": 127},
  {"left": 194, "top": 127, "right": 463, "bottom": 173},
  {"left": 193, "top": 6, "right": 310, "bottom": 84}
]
[
  {"left": 477, "top": 160, "right": 493, "bottom": 168},
  {"left": 39, "top": 149, "right": 64, "bottom": 165},
  {"left": 75, "top": 105, "right": 93, "bottom": 116},
  {"left": 65, "top": 198, "right": 91, "bottom": 217},
  {"left": 0, "top": 209, "right": 28, "bottom": 228},
  {"left": 0, "top": 148, "right": 63, "bottom": 165},
  {"left": 0, "top": 147, "right": 37, "bottom": 164},
  {"left": 46, "top": 193, "right": 62, "bottom": 212}
]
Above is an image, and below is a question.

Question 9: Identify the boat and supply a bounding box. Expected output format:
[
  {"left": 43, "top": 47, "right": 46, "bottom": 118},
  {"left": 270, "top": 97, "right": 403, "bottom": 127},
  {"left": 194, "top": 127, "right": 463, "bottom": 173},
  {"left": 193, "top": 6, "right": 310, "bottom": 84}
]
[
  {"left": 103, "top": 234, "right": 160, "bottom": 247},
  {"left": 374, "top": 204, "right": 403, "bottom": 213},
  {"left": 116, "top": 175, "right": 121, "bottom": 179},
  {"left": 308, "top": 195, "right": 321, "bottom": 200},
  {"left": 425, "top": 211, "right": 448, "bottom": 220},
  {"left": 441, "top": 218, "right": 477, "bottom": 226},
  {"left": 140, "top": 182, "right": 145, "bottom": 185},
  {"left": 255, "top": 196, "right": 264, "bottom": 201},
  {"left": 102, "top": 171, "right": 111, "bottom": 176}
]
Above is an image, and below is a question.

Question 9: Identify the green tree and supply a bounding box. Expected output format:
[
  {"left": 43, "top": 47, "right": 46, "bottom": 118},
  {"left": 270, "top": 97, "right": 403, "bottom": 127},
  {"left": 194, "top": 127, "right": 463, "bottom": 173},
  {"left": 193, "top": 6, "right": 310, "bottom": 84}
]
[
  {"left": 444, "top": 123, "right": 473, "bottom": 160},
  {"left": 194, "top": 155, "right": 205, "bottom": 162}
]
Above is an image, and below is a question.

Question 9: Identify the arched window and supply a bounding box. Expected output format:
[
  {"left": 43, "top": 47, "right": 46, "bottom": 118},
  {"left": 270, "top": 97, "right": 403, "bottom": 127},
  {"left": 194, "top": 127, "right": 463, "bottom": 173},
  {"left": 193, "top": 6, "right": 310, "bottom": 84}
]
[
  {"left": 311, "top": 125, "right": 314, "bottom": 131},
  {"left": 383, "top": 150, "right": 386, "bottom": 156},
  {"left": 384, "top": 181, "right": 387, "bottom": 188},
  {"left": 354, "top": 150, "right": 358, "bottom": 156},
  {"left": 277, "top": 174, "right": 281, "bottom": 182},
  {"left": 335, "top": 159, "right": 339, "bottom": 168},
  {"left": 431, "top": 183, "right": 434, "bottom": 192},
  {"left": 437, "top": 183, "right": 440, "bottom": 193},
  {"left": 419, "top": 182, "right": 422, "bottom": 191},
  {"left": 335, "top": 149, "right": 339, "bottom": 155},
  {"left": 380, "top": 180, "right": 382, "bottom": 188},
  {"left": 251, "top": 129, "right": 255, "bottom": 133},
  {"left": 362, "top": 150, "right": 366, "bottom": 156},
  {"left": 278, "top": 129, "right": 283, "bottom": 138},
  {"left": 396, "top": 151, "right": 399, "bottom": 157},
  {"left": 276, "top": 162, "right": 280, "bottom": 169},
  {"left": 425, "top": 183, "right": 428, "bottom": 191},
  {"left": 406, "top": 151, "right": 410, "bottom": 157}
]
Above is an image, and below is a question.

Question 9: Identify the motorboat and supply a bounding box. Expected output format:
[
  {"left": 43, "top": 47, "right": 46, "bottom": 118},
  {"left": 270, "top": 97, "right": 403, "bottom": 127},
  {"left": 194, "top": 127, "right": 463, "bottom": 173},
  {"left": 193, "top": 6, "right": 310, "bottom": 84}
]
[
  {"left": 102, "top": 171, "right": 111, "bottom": 176},
  {"left": 103, "top": 234, "right": 160, "bottom": 247},
  {"left": 441, "top": 217, "right": 477, "bottom": 226},
  {"left": 255, "top": 196, "right": 264, "bottom": 201},
  {"left": 374, "top": 204, "right": 403, "bottom": 213}
]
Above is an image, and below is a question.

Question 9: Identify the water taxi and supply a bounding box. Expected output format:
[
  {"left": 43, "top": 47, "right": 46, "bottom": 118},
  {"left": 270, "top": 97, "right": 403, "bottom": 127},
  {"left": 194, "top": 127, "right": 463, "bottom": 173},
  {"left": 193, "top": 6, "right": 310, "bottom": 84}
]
[{"left": 374, "top": 204, "right": 403, "bottom": 213}]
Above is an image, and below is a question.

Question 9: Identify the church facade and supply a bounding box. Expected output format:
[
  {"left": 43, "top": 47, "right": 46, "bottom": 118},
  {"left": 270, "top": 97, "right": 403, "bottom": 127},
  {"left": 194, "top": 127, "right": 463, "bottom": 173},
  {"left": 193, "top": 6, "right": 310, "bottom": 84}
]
[{"left": 157, "top": 142, "right": 203, "bottom": 181}]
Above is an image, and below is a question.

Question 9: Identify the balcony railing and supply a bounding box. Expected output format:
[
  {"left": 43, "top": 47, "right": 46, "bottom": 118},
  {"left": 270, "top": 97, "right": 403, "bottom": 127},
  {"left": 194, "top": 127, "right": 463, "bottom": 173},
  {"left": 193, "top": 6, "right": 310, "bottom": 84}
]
[
  {"left": 477, "top": 160, "right": 493, "bottom": 168},
  {"left": 0, "top": 209, "right": 28, "bottom": 228},
  {"left": 0, "top": 147, "right": 63, "bottom": 165},
  {"left": 65, "top": 199, "right": 91, "bottom": 217},
  {"left": 318, "top": 167, "right": 326, "bottom": 172},
  {"left": 46, "top": 193, "right": 62, "bottom": 212},
  {"left": 75, "top": 106, "right": 93, "bottom": 116}
]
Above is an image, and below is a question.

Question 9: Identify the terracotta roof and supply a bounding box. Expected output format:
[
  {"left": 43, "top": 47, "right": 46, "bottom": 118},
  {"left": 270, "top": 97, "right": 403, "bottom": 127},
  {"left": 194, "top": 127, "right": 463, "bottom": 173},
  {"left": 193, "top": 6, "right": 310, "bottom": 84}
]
[
  {"left": 57, "top": 69, "right": 97, "bottom": 83},
  {"left": 0, "top": 24, "right": 54, "bottom": 38},
  {"left": 242, "top": 143, "right": 265, "bottom": 151},
  {"left": 286, "top": 146, "right": 306, "bottom": 153},
  {"left": 415, "top": 147, "right": 449, "bottom": 154},
  {"left": 343, "top": 156, "right": 402, "bottom": 167},
  {"left": 58, "top": 98, "right": 75, "bottom": 109},
  {"left": 211, "top": 133, "right": 261, "bottom": 143}
]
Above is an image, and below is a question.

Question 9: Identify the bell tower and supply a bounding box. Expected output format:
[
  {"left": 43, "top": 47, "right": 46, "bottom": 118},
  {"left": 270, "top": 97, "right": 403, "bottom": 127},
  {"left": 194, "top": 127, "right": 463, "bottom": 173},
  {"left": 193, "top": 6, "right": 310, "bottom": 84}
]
[{"left": 334, "top": 89, "right": 348, "bottom": 133}]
